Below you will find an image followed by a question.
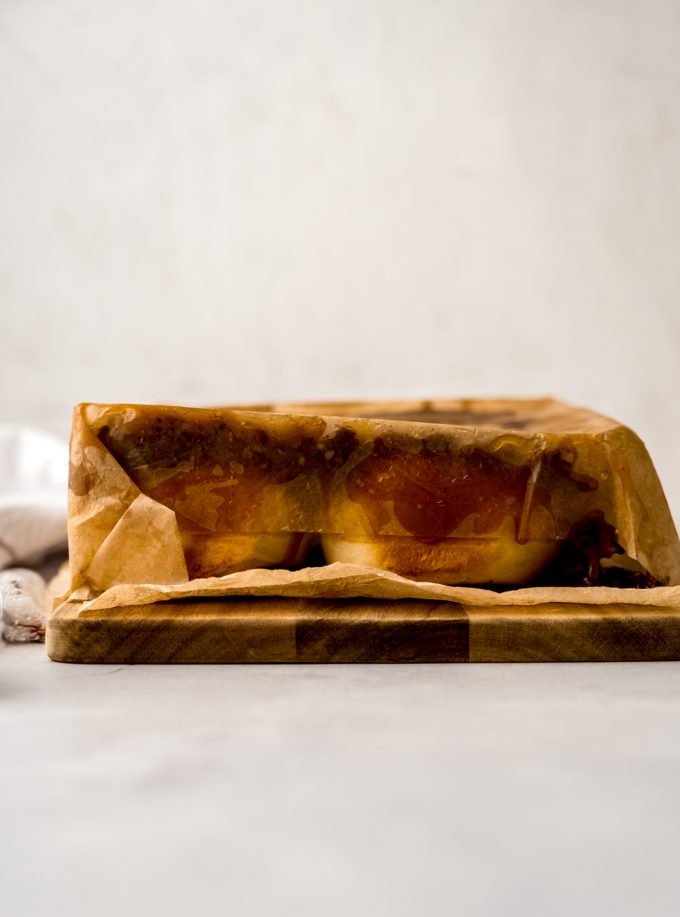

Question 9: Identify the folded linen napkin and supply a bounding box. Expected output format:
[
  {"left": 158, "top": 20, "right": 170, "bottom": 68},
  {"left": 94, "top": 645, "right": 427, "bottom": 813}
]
[{"left": 0, "top": 426, "right": 68, "bottom": 642}]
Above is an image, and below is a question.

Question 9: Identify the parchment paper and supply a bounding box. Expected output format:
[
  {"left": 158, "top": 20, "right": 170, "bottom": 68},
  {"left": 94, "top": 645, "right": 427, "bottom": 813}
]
[
  {"left": 64, "top": 399, "right": 680, "bottom": 611},
  {"left": 65, "top": 561, "right": 680, "bottom": 613}
]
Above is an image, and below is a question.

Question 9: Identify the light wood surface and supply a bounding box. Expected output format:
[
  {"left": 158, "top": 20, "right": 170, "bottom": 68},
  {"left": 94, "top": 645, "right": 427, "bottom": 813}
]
[{"left": 47, "top": 597, "right": 680, "bottom": 663}]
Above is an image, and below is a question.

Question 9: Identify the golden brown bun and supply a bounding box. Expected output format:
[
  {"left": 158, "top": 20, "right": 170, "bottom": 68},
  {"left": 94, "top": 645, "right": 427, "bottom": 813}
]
[
  {"left": 181, "top": 532, "right": 315, "bottom": 580},
  {"left": 321, "top": 535, "right": 560, "bottom": 585}
]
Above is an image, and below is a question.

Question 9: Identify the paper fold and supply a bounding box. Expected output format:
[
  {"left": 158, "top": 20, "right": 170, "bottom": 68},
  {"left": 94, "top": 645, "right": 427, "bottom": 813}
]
[
  {"left": 70, "top": 561, "right": 680, "bottom": 614},
  {"left": 68, "top": 405, "right": 188, "bottom": 591}
]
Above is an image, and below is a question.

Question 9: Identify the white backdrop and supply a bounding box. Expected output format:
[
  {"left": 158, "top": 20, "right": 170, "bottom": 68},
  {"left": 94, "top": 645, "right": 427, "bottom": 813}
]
[{"left": 1, "top": 0, "right": 679, "bottom": 520}]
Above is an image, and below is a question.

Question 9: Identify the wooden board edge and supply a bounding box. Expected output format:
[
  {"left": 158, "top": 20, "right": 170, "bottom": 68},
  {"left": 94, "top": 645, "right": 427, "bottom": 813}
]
[
  {"left": 46, "top": 597, "right": 680, "bottom": 664},
  {"left": 46, "top": 598, "right": 470, "bottom": 664}
]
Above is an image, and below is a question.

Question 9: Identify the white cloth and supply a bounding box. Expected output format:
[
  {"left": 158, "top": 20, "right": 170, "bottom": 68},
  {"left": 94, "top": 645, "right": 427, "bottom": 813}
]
[
  {"left": 0, "top": 426, "right": 68, "bottom": 568},
  {"left": 0, "top": 568, "right": 47, "bottom": 643}
]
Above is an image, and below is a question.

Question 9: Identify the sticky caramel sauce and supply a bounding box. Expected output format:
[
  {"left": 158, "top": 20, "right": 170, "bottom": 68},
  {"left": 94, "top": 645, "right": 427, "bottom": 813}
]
[
  {"left": 345, "top": 439, "right": 535, "bottom": 542},
  {"left": 95, "top": 411, "right": 600, "bottom": 543},
  {"left": 96, "top": 412, "right": 360, "bottom": 532}
]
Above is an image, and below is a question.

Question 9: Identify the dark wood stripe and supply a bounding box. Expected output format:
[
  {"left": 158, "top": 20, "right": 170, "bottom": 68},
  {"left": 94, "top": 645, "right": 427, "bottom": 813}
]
[{"left": 295, "top": 600, "right": 469, "bottom": 663}]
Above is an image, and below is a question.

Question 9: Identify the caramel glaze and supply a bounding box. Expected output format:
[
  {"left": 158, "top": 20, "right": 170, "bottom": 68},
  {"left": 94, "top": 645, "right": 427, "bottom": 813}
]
[
  {"left": 92, "top": 409, "right": 654, "bottom": 586},
  {"left": 98, "top": 416, "right": 544, "bottom": 541},
  {"left": 97, "top": 413, "right": 360, "bottom": 532},
  {"left": 534, "top": 511, "right": 660, "bottom": 588},
  {"left": 345, "top": 439, "right": 534, "bottom": 542}
]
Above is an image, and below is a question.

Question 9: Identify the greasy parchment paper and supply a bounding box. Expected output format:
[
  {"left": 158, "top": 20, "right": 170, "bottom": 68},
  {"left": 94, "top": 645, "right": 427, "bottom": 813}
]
[
  {"left": 63, "top": 399, "right": 680, "bottom": 615},
  {"left": 65, "top": 562, "right": 680, "bottom": 614}
]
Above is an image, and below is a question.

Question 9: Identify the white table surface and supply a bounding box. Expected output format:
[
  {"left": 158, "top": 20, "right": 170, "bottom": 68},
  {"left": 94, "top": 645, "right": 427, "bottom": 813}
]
[{"left": 2, "top": 641, "right": 680, "bottom": 917}]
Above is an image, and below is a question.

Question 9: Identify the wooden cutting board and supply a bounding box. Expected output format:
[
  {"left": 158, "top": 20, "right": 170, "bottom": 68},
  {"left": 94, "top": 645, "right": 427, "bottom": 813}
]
[{"left": 47, "top": 597, "right": 680, "bottom": 663}]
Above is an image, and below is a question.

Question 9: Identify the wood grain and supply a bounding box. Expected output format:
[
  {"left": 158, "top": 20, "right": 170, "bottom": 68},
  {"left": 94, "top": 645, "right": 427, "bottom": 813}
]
[
  {"left": 46, "top": 597, "right": 680, "bottom": 664},
  {"left": 467, "top": 603, "right": 680, "bottom": 662}
]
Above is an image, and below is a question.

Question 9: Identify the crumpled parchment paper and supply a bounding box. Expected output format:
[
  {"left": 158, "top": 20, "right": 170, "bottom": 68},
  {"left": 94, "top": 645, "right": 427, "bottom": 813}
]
[{"left": 63, "top": 399, "right": 680, "bottom": 612}]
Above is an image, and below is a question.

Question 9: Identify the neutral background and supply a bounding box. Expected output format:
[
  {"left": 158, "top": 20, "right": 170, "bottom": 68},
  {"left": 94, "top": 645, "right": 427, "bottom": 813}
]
[
  {"left": 2, "top": 5, "right": 680, "bottom": 917},
  {"left": 1, "top": 0, "right": 679, "bottom": 521}
]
